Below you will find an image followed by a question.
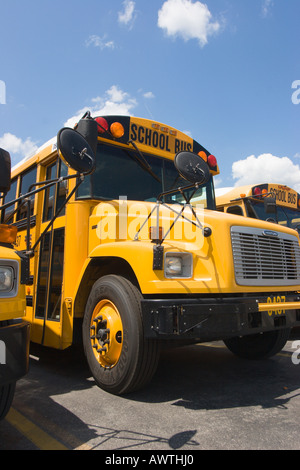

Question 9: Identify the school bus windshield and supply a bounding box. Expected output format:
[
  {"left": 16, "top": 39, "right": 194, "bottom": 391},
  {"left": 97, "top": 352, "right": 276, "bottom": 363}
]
[
  {"left": 77, "top": 142, "right": 216, "bottom": 208},
  {"left": 246, "top": 198, "right": 300, "bottom": 229}
]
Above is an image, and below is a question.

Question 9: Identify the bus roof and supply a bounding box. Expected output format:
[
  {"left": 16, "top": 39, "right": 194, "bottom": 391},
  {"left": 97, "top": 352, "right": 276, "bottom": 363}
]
[
  {"left": 11, "top": 137, "right": 57, "bottom": 177},
  {"left": 215, "top": 185, "right": 253, "bottom": 205}
]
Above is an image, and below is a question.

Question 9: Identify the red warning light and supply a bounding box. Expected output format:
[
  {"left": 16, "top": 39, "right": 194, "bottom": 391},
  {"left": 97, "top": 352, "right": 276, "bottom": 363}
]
[
  {"left": 253, "top": 187, "right": 262, "bottom": 196},
  {"left": 95, "top": 117, "right": 109, "bottom": 134},
  {"left": 208, "top": 155, "right": 217, "bottom": 168}
]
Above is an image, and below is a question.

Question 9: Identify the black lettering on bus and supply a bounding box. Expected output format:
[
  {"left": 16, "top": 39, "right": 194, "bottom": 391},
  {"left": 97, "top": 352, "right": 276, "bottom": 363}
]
[
  {"left": 165, "top": 136, "right": 171, "bottom": 152},
  {"left": 130, "top": 124, "right": 138, "bottom": 141},
  {"left": 145, "top": 128, "right": 151, "bottom": 146},
  {"left": 138, "top": 126, "right": 145, "bottom": 144},
  {"left": 175, "top": 139, "right": 192, "bottom": 153},
  {"left": 152, "top": 131, "right": 158, "bottom": 148},
  {"left": 288, "top": 193, "right": 296, "bottom": 205},
  {"left": 159, "top": 133, "right": 165, "bottom": 150}
]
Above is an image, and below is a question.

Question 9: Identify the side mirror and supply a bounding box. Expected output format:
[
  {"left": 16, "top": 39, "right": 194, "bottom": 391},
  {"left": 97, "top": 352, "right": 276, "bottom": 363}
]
[
  {"left": 57, "top": 127, "right": 96, "bottom": 174},
  {"left": 174, "top": 151, "right": 210, "bottom": 185},
  {"left": 264, "top": 196, "right": 277, "bottom": 214},
  {"left": 0, "top": 148, "right": 11, "bottom": 195}
]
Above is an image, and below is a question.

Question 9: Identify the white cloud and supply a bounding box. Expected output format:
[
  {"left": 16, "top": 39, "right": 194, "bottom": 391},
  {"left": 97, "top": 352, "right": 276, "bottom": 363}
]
[
  {"left": 262, "top": 0, "right": 274, "bottom": 17},
  {"left": 86, "top": 35, "right": 115, "bottom": 50},
  {"left": 213, "top": 176, "right": 223, "bottom": 189},
  {"left": 105, "top": 85, "right": 129, "bottom": 103},
  {"left": 143, "top": 91, "right": 155, "bottom": 99},
  {"left": 157, "top": 0, "right": 220, "bottom": 47},
  {"left": 64, "top": 85, "right": 137, "bottom": 128},
  {"left": 0, "top": 133, "right": 39, "bottom": 164},
  {"left": 118, "top": 0, "right": 137, "bottom": 29},
  {"left": 232, "top": 153, "right": 300, "bottom": 193}
]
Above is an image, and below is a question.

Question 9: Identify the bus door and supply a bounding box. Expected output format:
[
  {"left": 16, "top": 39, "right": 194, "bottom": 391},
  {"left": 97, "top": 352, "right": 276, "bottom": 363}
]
[{"left": 32, "top": 158, "right": 68, "bottom": 348}]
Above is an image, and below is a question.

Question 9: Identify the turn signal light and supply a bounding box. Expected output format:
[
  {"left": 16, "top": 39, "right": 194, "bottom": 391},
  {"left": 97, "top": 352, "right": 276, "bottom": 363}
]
[
  {"left": 149, "top": 226, "right": 164, "bottom": 241},
  {"left": 0, "top": 224, "right": 18, "bottom": 244},
  {"left": 198, "top": 151, "right": 207, "bottom": 162},
  {"left": 110, "top": 122, "right": 125, "bottom": 139}
]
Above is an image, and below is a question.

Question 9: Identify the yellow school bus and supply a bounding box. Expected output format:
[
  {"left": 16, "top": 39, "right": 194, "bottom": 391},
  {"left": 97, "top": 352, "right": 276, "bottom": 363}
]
[
  {"left": 0, "top": 149, "right": 30, "bottom": 420},
  {"left": 216, "top": 184, "right": 300, "bottom": 229},
  {"left": 3, "top": 114, "right": 300, "bottom": 395},
  {"left": 0, "top": 126, "right": 94, "bottom": 418}
]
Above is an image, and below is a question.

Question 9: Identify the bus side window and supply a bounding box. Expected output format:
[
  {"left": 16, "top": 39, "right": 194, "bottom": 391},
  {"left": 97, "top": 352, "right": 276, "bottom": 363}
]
[
  {"left": 245, "top": 200, "right": 257, "bottom": 219},
  {"left": 56, "top": 160, "right": 68, "bottom": 213},
  {"left": 3, "top": 178, "right": 18, "bottom": 222},
  {"left": 43, "top": 159, "right": 68, "bottom": 222},
  {"left": 226, "top": 205, "right": 244, "bottom": 216},
  {"left": 43, "top": 162, "right": 57, "bottom": 222},
  {"left": 16, "top": 166, "right": 37, "bottom": 220}
]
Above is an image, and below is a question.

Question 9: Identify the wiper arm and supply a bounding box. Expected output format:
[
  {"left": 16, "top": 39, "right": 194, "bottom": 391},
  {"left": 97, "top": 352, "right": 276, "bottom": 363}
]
[{"left": 127, "top": 139, "right": 161, "bottom": 184}]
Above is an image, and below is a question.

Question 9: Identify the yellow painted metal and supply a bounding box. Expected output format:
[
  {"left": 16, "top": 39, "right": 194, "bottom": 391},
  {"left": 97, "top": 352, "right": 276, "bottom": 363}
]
[{"left": 258, "top": 302, "right": 300, "bottom": 312}]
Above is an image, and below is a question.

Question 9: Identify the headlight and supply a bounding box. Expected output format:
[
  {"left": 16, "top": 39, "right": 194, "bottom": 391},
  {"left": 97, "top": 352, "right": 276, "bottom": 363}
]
[
  {"left": 164, "top": 253, "right": 193, "bottom": 278},
  {"left": 0, "top": 266, "right": 14, "bottom": 292},
  {"left": 0, "top": 260, "right": 18, "bottom": 297}
]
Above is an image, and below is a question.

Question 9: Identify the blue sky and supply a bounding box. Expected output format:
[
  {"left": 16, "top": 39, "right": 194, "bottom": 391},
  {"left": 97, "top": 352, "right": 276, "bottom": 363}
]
[{"left": 0, "top": 0, "right": 299, "bottom": 190}]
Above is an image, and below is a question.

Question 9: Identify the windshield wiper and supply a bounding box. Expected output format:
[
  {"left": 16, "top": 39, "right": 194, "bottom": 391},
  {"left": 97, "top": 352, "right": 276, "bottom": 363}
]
[{"left": 127, "top": 139, "right": 161, "bottom": 184}]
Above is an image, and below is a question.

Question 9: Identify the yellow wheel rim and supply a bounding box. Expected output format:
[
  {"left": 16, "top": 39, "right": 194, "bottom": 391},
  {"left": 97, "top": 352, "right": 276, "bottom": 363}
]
[{"left": 90, "top": 299, "right": 123, "bottom": 369}]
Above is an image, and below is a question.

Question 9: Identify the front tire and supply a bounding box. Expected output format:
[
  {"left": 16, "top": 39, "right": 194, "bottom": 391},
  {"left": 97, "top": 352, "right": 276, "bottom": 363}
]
[
  {"left": 82, "top": 275, "right": 160, "bottom": 395},
  {"left": 224, "top": 328, "right": 291, "bottom": 360},
  {"left": 0, "top": 382, "right": 15, "bottom": 420}
]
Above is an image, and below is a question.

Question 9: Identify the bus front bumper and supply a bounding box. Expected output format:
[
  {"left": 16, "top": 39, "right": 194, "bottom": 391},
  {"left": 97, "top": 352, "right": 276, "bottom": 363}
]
[
  {"left": 0, "top": 321, "right": 30, "bottom": 386},
  {"left": 141, "top": 294, "right": 300, "bottom": 341}
]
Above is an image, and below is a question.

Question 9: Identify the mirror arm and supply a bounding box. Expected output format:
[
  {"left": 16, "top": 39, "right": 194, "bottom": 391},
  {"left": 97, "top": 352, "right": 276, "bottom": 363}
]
[
  {"left": 79, "top": 151, "right": 95, "bottom": 175},
  {"left": 0, "top": 178, "right": 65, "bottom": 215},
  {"left": 156, "top": 182, "right": 199, "bottom": 202}
]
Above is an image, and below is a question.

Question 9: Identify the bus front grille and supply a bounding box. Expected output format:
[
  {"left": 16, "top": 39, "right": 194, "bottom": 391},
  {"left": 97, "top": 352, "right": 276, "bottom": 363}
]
[{"left": 231, "top": 226, "right": 300, "bottom": 286}]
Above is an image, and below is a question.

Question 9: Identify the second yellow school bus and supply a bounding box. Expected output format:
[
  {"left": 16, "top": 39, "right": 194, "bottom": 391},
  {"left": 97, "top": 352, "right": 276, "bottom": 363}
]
[
  {"left": 3, "top": 114, "right": 300, "bottom": 394},
  {"left": 216, "top": 183, "right": 300, "bottom": 230}
]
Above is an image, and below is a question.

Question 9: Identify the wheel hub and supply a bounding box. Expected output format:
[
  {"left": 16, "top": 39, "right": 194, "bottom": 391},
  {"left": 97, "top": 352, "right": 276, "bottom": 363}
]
[{"left": 90, "top": 299, "right": 123, "bottom": 368}]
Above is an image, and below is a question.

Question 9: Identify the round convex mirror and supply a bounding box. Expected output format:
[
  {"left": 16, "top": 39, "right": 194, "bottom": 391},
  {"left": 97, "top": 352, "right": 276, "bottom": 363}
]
[
  {"left": 174, "top": 151, "right": 210, "bottom": 184},
  {"left": 0, "top": 148, "right": 11, "bottom": 194},
  {"left": 57, "top": 128, "right": 95, "bottom": 174}
]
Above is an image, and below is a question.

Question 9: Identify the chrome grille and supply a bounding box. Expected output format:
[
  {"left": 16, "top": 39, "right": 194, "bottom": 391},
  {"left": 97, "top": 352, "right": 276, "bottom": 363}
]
[{"left": 231, "top": 226, "right": 300, "bottom": 286}]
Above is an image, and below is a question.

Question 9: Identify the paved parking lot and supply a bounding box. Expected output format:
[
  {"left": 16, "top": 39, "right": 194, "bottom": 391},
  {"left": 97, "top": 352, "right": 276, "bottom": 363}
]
[{"left": 1, "top": 335, "right": 300, "bottom": 451}]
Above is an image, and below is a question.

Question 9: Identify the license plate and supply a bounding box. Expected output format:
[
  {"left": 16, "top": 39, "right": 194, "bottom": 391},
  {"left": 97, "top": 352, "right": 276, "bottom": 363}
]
[{"left": 266, "top": 295, "right": 286, "bottom": 316}]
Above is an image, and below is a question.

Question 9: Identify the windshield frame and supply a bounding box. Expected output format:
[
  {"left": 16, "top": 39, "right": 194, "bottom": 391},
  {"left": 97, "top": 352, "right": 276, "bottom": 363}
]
[
  {"left": 76, "top": 142, "right": 216, "bottom": 210},
  {"left": 245, "top": 197, "right": 300, "bottom": 229}
]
